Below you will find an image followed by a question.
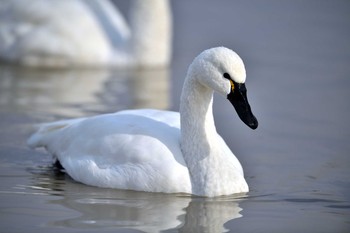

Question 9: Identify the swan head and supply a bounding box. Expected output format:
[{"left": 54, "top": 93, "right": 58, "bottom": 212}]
[{"left": 189, "top": 47, "right": 258, "bottom": 129}]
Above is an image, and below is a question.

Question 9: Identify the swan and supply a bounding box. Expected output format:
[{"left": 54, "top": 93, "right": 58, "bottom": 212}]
[
  {"left": 27, "top": 47, "right": 258, "bottom": 197},
  {"left": 0, "top": 0, "right": 172, "bottom": 67}
]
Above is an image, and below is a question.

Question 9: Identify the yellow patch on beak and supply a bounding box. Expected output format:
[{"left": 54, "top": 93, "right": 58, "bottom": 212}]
[{"left": 230, "top": 80, "right": 235, "bottom": 92}]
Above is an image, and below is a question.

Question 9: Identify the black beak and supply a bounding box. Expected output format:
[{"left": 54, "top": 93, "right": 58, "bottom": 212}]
[{"left": 227, "top": 82, "right": 258, "bottom": 129}]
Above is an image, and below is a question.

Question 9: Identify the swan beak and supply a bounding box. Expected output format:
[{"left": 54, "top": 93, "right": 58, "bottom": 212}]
[{"left": 227, "top": 82, "right": 258, "bottom": 129}]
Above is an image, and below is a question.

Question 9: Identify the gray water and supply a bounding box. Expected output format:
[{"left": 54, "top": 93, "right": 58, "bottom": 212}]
[{"left": 1, "top": 1, "right": 350, "bottom": 232}]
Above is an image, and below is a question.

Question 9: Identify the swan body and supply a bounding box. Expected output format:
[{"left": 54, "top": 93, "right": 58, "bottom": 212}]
[
  {"left": 0, "top": 0, "right": 172, "bottom": 67},
  {"left": 28, "top": 47, "right": 258, "bottom": 197}
]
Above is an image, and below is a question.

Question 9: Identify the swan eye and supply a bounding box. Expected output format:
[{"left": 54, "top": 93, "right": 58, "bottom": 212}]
[
  {"left": 223, "top": 73, "right": 234, "bottom": 92},
  {"left": 223, "top": 73, "right": 231, "bottom": 80}
]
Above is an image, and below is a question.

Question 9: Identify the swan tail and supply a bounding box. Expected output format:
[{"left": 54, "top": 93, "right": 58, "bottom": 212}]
[{"left": 27, "top": 118, "right": 84, "bottom": 148}]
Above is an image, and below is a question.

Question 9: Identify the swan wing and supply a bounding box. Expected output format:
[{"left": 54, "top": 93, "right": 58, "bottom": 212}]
[{"left": 28, "top": 110, "right": 191, "bottom": 193}]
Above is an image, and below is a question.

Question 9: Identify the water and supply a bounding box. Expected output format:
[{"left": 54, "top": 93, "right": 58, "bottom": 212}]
[{"left": 1, "top": 0, "right": 350, "bottom": 232}]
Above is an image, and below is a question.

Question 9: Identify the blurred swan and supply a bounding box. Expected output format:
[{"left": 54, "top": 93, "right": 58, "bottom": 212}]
[
  {"left": 28, "top": 47, "right": 258, "bottom": 197},
  {"left": 0, "top": 0, "right": 172, "bottom": 67}
]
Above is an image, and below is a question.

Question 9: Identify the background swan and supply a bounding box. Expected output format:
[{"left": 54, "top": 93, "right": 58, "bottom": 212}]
[
  {"left": 28, "top": 47, "right": 258, "bottom": 197},
  {"left": 0, "top": 0, "right": 172, "bottom": 67}
]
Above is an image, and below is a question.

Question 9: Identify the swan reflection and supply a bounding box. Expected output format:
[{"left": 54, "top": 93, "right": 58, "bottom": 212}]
[
  {"left": 180, "top": 198, "right": 243, "bottom": 233},
  {"left": 48, "top": 187, "right": 189, "bottom": 232},
  {"left": 27, "top": 166, "right": 244, "bottom": 233},
  {"left": 0, "top": 65, "right": 170, "bottom": 117}
]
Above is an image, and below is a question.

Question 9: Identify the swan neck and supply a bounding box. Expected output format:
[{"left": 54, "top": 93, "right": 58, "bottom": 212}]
[
  {"left": 179, "top": 70, "right": 249, "bottom": 196},
  {"left": 180, "top": 76, "right": 217, "bottom": 159},
  {"left": 128, "top": 0, "right": 172, "bottom": 67}
]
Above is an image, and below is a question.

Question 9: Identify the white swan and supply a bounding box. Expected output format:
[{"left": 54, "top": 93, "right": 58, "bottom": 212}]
[
  {"left": 0, "top": 0, "right": 172, "bottom": 67},
  {"left": 27, "top": 47, "right": 258, "bottom": 197}
]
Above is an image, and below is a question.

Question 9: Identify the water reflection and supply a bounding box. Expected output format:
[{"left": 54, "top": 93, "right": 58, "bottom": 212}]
[
  {"left": 48, "top": 188, "right": 189, "bottom": 232},
  {"left": 26, "top": 166, "right": 244, "bottom": 233},
  {"left": 130, "top": 68, "right": 170, "bottom": 110},
  {"left": 179, "top": 197, "right": 243, "bottom": 233},
  {"left": 0, "top": 65, "right": 170, "bottom": 118}
]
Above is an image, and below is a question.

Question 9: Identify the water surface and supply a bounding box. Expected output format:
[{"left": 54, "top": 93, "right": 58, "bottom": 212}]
[{"left": 1, "top": 1, "right": 350, "bottom": 232}]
